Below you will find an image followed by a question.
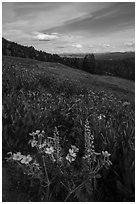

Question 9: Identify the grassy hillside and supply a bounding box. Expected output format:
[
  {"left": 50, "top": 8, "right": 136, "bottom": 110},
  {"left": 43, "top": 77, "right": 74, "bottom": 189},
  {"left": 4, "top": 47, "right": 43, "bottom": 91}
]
[
  {"left": 3, "top": 56, "right": 134, "bottom": 101},
  {"left": 3, "top": 56, "right": 135, "bottom": 202}
]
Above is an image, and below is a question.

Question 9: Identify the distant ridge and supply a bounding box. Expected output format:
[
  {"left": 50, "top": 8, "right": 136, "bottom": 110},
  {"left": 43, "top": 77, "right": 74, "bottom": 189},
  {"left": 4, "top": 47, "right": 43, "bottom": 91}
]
[{"left": 59, "top": 51, "right": 135, "bottom": 60}]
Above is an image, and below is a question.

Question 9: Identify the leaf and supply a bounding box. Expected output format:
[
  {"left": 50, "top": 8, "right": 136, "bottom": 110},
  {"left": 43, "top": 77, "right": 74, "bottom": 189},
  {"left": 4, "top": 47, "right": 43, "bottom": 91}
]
[
  {"left": 74, "top": 187, "right": 82, "bottom": 200},
  {"left": 85, "top": 181, "right": 93, "bottom": 195},
  {"left": 93, "top": 177, "right": 97, "bottom": 190},
  {"left": 74, "top": 187, "right": 86, "bottom": 201},
  {"left": 54, "top": 181, "right": 62, "bottom": 196},
  {"left": 95, "top": 173, "right": 101, "bottom": 179},
  {"left": 116, "top": 180, "right": 130, "bottom": 196}
]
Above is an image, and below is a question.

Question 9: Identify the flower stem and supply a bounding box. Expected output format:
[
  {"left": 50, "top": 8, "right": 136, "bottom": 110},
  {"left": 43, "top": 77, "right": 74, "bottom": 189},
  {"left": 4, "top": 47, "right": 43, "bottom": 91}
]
[
  {"left": 42, "top": 155, "right": 50, "bottom": 201},
  {"left": 64, "top": 179, "right": 88, "bottom": 202}
]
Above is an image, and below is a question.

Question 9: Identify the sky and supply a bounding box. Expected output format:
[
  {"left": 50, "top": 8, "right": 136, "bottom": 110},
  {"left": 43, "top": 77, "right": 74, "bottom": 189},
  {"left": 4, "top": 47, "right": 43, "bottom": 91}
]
[{"left": 2, "top": 2, "right": 135, "bottom": 54}]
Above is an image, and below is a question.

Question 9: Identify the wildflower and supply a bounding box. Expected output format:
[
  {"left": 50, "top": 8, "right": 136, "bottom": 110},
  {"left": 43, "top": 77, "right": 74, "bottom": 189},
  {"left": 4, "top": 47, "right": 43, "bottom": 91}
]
[
  {"left": 58, "top": 156, "right": 63, "bottom": 162},
  {"left": 12, "top": 152, "right": 23, "bottom": 161},
  {"left": 70, "top": 145, "right": 79, "bottom": 156},
  {"left": 38, "top": 140, "right": 47, "bottom": 149},
  {"left": 106, "top": 160, "right": 112, "bottom": 166},
  {"left": 69, "top": 149, "right": 76, "bottom": 157},
  {"left": 45, "top": 146, "right": 54, "bottom": 154},
  {"left": 102, "top": 151, "right": 111, "bottom": 158},
  {"left": 71, "top": 145, "right": 79, "bottom": 153},
  {"left": 84, "top": 119, "right": 97, "bottom": 164},
  {"left": 29, "top": 132, "right": 36, "bottom": 137},
  {"left": 7, "top": 152, "right": 12, "bottom": 155},
  {"left": 53, "top": 127, "right": 61, "bottom": 162},
  {"left": 66, "top": 154, "right": 75, "bottom": 163},
  {"left": 84, "top": 119, "right": 95, "bottom": 153},
  {"left": 38, "top": 132, "right": 45, "bottom": 138},
  {"left": 29, "top": 130, "right": 45, "bottom": 141},
  {"left": 102, "top": 151, "right": 112, "bottom": 166},
  {"left": 36, "top": 130, "right": 40, "bottom": 135},
  {"left": 32, "top": 160, "right": 40, "bottom": 167},
  {"left": 20, "top": 155, "right": 32, "bottom": 165},
  {"left": 47, "top": 93, "right": 52, "bottom": 97},
  {"left": 122, "top": 101, "right": 130, "bottom": 107},
  {"left": 29, "top": 139, "right": 38, "bottom": 147},
  {"left": 66, "top": 145, "right": 79, "bottom": 163},
  {"left": 41, "top": 130, "right": 45, "bottom": 135},
  {"left": 98, "top": 114, "right": 106, "bottom": 120},
  {"left": 79, "top": 94, "right": 84, "bottom": 97}
]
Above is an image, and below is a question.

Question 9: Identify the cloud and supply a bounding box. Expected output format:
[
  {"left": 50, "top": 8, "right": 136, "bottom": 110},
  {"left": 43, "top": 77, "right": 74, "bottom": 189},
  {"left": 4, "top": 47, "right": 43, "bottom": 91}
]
[
  {"left": 2, "top": 2, "right": 135, "bottom": 53},
  {"left": 103, "top": 44, "right": 110, "bottom": 48},
  {"left": 72, "top": 43, "right": 82, "bottom": 49},
  {"left": 124, "top": 41, "right": 135, "bottom": 47},
  {"left": 2, "top": 28, "right": 32, "bottom": 43},
  {"left": 57, "top": 46, "right": 65, "bottom": 49},
  {"left": 45, "top": 3, "right": 134, "bottom": 38},
  {"left": 32, "top": 32, "right": 59, "bottom": 41}
]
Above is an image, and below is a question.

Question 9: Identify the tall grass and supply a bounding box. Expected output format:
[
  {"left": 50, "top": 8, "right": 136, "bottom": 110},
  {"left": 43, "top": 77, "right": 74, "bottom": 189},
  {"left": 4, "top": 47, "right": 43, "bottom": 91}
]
[{"left": 3, "top": 58, "right": 135, "bottom": 201}]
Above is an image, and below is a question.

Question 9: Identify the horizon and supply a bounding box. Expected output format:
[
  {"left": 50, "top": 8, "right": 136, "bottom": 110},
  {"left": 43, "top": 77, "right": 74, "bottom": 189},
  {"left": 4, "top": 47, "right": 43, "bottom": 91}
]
[
  {"left": 2, "top": 37, "right": 135, "bottom": 56},
  {"left": 2, "top": 2, "right": 135, "bottom": 54}
]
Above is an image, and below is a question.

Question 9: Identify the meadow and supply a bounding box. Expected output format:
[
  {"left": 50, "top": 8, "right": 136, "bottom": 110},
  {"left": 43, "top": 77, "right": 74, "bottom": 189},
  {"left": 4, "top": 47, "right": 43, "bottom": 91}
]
[{"left": 2, "top": 56, "right": 135, "bottom": 201}]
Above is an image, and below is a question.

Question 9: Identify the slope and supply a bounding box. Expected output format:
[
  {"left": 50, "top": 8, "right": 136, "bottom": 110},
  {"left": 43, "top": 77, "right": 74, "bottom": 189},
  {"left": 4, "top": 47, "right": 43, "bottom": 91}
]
[
  {"left": 3, "top": 55, "right": 134, "bottom": 103},
  {"left": 3, "top": 55, "right": 135, "bottom": 202}
]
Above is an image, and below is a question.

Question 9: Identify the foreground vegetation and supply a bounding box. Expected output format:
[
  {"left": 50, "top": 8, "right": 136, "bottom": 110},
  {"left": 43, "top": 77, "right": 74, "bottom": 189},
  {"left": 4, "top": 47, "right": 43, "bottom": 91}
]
[{"left": 3, "top": 56, "right": 135, "bottom": 201}]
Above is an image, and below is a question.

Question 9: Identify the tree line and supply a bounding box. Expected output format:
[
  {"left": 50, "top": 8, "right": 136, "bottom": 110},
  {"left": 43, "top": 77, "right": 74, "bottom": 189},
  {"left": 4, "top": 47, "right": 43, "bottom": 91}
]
[{"left": 2, "top": 38, "right": 134, "bottom": 80}]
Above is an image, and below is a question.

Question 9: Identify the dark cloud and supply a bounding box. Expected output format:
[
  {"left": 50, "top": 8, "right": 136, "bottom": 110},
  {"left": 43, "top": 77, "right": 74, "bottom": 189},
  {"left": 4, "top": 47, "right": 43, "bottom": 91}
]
[
  {"left": 44, "top": 3, "right": 135, "bottom": 36},
  {"left": 57, "top": 46, "right": 65, "bottom": 49}
]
